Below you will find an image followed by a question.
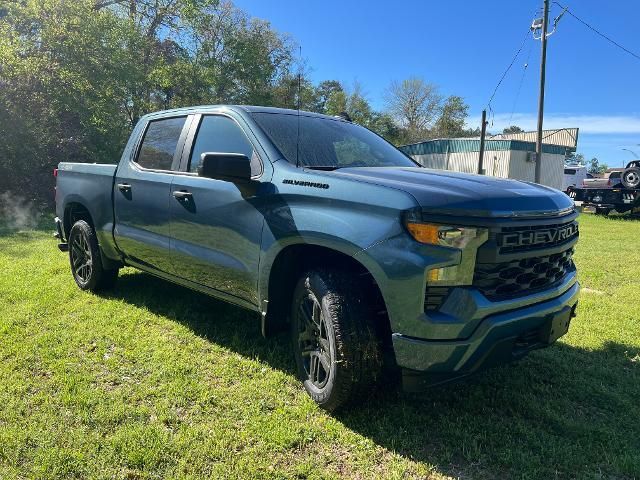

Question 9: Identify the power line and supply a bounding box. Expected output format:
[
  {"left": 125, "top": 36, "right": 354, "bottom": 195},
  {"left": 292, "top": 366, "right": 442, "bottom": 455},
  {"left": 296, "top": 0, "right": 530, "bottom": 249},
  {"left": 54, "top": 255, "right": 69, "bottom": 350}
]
[
  {"left": 508, "top": 37, "right": 534, "bottom": 124},
  {"left": 485, "top": 29, "right": 531, "bottom": 110},
  {"left": 553, "top": 1, "right": 640, "bottom": 62}
]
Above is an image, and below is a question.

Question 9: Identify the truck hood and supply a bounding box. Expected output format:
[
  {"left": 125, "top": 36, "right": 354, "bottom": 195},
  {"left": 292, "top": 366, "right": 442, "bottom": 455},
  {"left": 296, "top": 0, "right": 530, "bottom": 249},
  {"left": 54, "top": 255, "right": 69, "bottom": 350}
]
[{"left": 331, "top": 167, "right": 574, "bottom": 217}]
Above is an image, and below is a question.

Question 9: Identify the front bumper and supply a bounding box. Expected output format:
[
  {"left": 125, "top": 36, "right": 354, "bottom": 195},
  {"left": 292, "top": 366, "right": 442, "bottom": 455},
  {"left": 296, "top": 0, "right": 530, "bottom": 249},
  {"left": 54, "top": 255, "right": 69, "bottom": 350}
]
[{"left": 394, "top": 279, "right": 580, "bottom": 391}]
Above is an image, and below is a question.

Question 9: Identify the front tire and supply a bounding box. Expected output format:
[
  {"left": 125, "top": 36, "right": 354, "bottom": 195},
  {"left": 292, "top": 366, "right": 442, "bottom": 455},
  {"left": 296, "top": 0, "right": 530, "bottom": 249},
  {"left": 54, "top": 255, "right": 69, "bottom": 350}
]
[
  {"left": 68, "top": 220, "right": 118, "bottom": 291},
  {"left": 291, "top": 269, "right": 382, "bottom": 411}
]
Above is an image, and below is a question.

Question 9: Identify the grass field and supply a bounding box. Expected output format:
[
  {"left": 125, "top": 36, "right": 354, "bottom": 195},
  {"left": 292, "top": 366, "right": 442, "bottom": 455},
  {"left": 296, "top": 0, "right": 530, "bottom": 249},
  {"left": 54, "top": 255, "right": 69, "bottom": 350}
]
[{"left": 0, "top": 214, "right": 639, "bottom": 479}]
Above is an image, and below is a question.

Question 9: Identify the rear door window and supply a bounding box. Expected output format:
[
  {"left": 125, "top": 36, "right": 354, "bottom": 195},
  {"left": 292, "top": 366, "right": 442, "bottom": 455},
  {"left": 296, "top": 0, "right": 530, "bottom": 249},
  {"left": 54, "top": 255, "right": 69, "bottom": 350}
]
[
  {"left": 564, "top": 169, "right": 577, "bottom": 175},
  {"left": 135, "top": 117, "right": 188, "bottom": 170}
]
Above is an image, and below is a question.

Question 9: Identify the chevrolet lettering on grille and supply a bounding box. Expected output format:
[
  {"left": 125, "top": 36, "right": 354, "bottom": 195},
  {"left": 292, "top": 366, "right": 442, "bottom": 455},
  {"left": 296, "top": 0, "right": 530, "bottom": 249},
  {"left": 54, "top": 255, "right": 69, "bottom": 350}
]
[{"left": 498, "top": 223, "right": 579, "bottom": 248}]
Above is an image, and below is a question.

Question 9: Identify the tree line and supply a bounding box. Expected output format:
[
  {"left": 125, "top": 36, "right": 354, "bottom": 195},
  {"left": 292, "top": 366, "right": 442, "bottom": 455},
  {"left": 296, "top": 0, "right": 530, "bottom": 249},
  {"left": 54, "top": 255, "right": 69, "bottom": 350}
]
[{"left": 0, "top": 0, "right": 479, "bottom": 206}]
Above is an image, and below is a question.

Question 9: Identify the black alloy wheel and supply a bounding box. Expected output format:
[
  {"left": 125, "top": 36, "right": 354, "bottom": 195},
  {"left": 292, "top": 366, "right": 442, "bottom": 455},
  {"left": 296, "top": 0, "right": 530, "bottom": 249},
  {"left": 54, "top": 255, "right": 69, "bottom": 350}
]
[
  {"left": 68, "top": 220, "right": 118, "bottom": 291},
  {"left": 291, "top": 269, "right": 382, "bottom": 411},
  {"left": 70, "top": 226, "right": 93, "bottom": 286},
  {"left": 296, "top": 290, "right": 333, "bottom": 390}
]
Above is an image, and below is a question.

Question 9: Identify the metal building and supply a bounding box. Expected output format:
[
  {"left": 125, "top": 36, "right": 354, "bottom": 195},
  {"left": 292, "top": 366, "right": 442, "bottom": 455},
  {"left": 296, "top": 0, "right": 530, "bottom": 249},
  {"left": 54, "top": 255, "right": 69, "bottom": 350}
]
[{"left": 399, "top": 131, "right": 577, "bottom": 190}]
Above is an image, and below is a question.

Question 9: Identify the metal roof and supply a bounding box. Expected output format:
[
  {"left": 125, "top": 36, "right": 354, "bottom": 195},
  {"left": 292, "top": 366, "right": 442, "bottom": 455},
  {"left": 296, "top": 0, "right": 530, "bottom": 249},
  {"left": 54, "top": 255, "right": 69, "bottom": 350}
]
[
  {"left": 399, "top": 138, "right": 570, "bottom": 156},
  {"left": 491, "top": 128, "right": 579, "bottom": 151}
]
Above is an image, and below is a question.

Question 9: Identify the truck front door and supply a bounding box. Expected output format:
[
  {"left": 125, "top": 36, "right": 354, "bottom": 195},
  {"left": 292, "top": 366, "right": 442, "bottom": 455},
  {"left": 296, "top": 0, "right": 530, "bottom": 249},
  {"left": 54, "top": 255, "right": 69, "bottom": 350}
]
[
  {"left": 169, "top": 113, "right": 268, "bottom": 306},
  {"left": 114, "top": 115, "right": 191, "bottom": 274}
]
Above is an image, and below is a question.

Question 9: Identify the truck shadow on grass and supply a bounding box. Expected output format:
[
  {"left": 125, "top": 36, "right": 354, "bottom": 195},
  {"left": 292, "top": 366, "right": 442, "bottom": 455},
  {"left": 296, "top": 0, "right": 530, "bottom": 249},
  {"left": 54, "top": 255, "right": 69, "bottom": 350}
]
[{"left": 105, "top": 271, "right": 640, "bottom": 478}]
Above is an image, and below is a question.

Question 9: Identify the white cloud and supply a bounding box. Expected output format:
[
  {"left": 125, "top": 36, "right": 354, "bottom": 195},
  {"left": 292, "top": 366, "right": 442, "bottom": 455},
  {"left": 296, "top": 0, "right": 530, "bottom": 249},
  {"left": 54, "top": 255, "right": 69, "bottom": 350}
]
[{"left": 467, "top": 113, "right": 640, "bottom": 135}]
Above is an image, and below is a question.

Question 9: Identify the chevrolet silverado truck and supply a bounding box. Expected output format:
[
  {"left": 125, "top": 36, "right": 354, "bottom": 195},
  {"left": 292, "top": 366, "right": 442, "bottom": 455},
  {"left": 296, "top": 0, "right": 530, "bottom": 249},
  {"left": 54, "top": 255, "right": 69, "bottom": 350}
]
[{"left": 54, "top": 106, "right": 580, "bottom": 411}]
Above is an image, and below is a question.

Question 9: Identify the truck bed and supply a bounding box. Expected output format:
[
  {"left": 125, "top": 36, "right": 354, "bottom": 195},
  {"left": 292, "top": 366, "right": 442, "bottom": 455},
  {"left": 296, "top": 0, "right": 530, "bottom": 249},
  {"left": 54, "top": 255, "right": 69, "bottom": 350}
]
[{"left": 55, "top": 162, "right": 118, "bottom": 253}]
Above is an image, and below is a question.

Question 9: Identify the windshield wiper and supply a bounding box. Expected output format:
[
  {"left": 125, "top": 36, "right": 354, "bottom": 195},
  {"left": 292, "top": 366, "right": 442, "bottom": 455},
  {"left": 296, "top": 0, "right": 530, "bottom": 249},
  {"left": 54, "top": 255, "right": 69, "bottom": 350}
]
[{"left": 303, "top": 165, "right": 341, "bottom": 171}]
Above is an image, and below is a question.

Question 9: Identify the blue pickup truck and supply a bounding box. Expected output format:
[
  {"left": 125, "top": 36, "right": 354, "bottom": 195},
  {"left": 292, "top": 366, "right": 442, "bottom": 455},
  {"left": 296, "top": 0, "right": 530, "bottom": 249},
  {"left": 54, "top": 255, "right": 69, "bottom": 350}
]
[{"left": 54, "top": 106, "right": 580, "bottom": 410}]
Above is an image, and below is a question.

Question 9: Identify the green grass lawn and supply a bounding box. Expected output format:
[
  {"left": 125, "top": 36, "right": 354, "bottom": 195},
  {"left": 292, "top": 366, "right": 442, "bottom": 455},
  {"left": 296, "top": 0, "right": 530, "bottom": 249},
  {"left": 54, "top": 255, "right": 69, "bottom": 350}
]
[{"left": 0, "top": 214, "right": 639, "bottom": 479}]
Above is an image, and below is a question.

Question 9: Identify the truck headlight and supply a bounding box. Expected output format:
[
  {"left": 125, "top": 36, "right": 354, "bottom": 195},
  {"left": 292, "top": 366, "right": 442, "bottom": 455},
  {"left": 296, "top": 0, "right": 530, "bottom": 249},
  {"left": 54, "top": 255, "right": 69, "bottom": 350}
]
[{"left": 405, "top": 220, "right": 489, "bottom": 286}]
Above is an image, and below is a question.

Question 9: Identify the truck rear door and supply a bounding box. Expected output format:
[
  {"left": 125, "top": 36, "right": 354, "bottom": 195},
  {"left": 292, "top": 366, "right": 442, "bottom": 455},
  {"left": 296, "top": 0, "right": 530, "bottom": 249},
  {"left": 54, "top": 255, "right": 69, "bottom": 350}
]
[{"left": 113, "top": 115, "right": 193, "bottom": 274}]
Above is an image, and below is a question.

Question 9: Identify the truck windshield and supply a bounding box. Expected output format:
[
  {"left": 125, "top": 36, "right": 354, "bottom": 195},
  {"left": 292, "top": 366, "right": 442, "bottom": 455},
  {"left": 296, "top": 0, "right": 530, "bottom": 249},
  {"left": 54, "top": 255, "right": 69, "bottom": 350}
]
[{"left": 251, "top": 112, "right": 418, "bottom": 169}]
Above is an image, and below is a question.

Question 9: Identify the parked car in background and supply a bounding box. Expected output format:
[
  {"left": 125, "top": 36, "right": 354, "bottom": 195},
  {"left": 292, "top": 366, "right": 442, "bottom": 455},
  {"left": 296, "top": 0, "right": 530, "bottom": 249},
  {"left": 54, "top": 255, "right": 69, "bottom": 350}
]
[
  {"left": 53, "top": 105, "right": 580, "bottom": 410},
  {"left": 581, "top": 170, "right": 623, "bottom": 189},
  {"left": 563, "top": 165, "right": 590, "bottom": 192}
]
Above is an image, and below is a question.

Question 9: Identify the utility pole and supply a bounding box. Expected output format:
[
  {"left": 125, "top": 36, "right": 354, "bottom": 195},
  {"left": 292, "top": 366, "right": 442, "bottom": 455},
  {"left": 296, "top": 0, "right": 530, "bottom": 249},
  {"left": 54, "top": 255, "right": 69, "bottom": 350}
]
[
  {"left": 478, "top": 109, "right": 487, "bottom": 174},
  {"left": 535, "top": 0, "right": 550, "bottom": 184}
]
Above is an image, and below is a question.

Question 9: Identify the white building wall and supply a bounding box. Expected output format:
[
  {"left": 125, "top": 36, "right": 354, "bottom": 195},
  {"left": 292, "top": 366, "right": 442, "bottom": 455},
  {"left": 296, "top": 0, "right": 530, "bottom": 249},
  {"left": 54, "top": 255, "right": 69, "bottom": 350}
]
[
  {"left": 507, "top": 151, "right": 565, "bottom": 190},
  {"left": 411, "top": 149, "right": 564, "bottom": 190},
  {"left": 415, "top": 150, "right": 512, "bottom": 178},
  {"left": 412, "top": 153, "right": 448, "bottom": 170}
]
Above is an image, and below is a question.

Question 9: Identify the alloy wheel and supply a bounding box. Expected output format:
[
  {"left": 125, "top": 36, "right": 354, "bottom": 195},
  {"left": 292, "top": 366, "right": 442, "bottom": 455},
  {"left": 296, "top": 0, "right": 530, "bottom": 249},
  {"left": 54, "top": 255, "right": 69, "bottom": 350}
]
[
  {"left": 71, "top": 230, "right": 93, "bottom": 284},
  {"left": 296, "top": 293, "right": 332, "bottom": 389}
]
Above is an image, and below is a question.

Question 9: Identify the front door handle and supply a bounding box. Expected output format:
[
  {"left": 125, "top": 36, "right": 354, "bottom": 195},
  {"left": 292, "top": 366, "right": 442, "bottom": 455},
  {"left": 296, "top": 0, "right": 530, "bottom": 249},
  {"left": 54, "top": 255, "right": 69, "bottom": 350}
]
[
  {"left": 172, "top": 190, "right": 192, "bottom": 200},
  {"left": 117, "top": 183, "right": 131, "bottom": 192}
]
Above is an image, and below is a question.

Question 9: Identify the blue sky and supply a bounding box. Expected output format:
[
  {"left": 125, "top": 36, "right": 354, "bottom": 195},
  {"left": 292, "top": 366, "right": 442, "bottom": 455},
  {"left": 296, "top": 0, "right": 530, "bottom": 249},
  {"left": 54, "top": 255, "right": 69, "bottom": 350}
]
[{"left": 234, "top": 0, "right": 640, "bottom": 167}]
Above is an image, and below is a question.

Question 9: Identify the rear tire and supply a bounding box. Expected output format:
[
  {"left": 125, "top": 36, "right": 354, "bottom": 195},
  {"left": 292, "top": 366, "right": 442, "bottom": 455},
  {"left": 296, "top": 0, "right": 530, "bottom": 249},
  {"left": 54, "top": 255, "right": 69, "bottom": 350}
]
[
  {"left": 621, "top": 167, "right": 640, "bottom": 189},
  {"left": 290, "top": 269, "right": 382, "bottom": 411},
  {"left": 68, "top": 220, "right": 118, "bottom": 292}
]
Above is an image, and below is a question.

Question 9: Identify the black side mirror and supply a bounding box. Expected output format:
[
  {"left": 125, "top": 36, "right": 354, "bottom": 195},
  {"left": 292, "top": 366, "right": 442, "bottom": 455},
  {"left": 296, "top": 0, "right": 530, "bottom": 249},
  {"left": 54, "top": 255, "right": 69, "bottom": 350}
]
[{"left": 197, "top": 152, "right": 251, "bottom": 182}]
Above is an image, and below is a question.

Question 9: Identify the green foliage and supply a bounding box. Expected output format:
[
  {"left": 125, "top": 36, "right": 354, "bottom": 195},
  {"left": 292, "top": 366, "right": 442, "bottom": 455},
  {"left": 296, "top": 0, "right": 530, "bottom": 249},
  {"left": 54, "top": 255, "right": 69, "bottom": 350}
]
[
  {"left": 588, "top": 157, "right": 608, "bottom": 174},
  {"left": 502, "top": 125, "right": 524, "bottom": 134},
  {"left": 0, "top": 0, "right": 294, "bottom": 204},
  {"left": 434, "top": 95, "right": 469, "bottom": 138}
]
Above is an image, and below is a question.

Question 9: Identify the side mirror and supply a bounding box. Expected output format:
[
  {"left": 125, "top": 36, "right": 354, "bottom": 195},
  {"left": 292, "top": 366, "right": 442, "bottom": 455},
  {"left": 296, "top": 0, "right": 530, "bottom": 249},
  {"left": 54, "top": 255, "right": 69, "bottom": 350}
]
[{"left": 197, "top": 152, "right": 251, "bottom": 182}]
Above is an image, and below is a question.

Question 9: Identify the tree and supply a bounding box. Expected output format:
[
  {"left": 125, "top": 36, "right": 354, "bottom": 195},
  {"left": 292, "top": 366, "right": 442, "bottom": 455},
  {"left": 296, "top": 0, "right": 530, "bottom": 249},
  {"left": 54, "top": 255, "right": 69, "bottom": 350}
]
[
  {"left": 384, "top": 77, "right": 442, "bottom": 143},
  {"left": 434, "top": 96, "right": 469, "bottom": 138},
  {"left": 503, "top": 125, "right": 524, "bottom": 134},
  {"left": 588, "top": 157, "right": 608, "bottom": 175},
  {"left": 313, "top": 80, "right": 343, "bottom": 113}
]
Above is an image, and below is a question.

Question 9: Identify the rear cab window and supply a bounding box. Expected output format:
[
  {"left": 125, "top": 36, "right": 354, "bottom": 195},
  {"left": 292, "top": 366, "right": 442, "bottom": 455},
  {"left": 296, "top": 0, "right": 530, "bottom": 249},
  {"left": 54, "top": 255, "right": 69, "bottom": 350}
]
[{"left": 135, "top": 116, "right": 188, "bottom": 170}]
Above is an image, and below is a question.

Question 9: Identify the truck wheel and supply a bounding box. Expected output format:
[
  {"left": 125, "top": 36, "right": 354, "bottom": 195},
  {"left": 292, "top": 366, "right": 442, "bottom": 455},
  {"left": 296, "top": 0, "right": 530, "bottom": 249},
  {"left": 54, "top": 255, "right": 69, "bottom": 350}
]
[
  {"left": 594, "top": 207, "right": 610, "bottom": 216},
  {"left": 68, "top": 220, "right": 118, "bottom": 291},
  {"left": 622, "top": 167, "right": 640, "bottom": 189},
  {"left": 290, "top": 269, "right": 382, "bottom": 411}
]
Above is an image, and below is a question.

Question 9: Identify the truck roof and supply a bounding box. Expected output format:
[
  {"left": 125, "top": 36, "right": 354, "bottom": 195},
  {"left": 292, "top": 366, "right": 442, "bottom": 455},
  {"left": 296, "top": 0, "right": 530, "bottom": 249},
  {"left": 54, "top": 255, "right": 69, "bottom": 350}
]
[{"left": 141, "top": 105, "right": 345, "bottom": 122}]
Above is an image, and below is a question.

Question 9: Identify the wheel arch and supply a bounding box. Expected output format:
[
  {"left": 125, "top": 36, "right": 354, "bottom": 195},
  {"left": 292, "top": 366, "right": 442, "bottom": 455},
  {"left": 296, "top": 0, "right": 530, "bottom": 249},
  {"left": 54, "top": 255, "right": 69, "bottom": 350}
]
[
  {"left": 261, "top": 242, "right": 391, "bottom": 346},
  {"left": 63, "top": 200, "right": 122, "bottom": 270},
  {"left": 63, "top": 201, "right": 95, "bottom": 238}
]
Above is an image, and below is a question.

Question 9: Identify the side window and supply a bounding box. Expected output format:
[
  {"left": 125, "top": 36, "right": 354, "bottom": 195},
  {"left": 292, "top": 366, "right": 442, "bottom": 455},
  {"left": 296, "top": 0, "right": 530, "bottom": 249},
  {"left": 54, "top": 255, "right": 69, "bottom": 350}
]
[
  {"left": 189, "top": 115, "right": 260, "bottom": 176},
  {"left": 136, "top": 117, "right": 187, "bottom": 170}
]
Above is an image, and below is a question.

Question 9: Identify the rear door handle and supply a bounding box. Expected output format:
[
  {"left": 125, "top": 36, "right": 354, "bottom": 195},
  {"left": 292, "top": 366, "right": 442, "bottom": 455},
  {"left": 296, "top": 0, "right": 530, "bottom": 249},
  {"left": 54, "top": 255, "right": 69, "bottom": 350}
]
[
  {"left": 172, "top": 190, "right": 192, "bottom": 200},
  {"left": 117, "top": 183, "right": 131, "bottom": 192}
]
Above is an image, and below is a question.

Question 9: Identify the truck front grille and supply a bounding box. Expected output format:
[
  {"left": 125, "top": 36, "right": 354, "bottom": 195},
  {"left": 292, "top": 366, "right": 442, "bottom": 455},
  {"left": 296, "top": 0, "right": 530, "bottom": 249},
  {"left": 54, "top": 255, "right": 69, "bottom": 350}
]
[{"left": 473, "top": 248, "right": 575, "bottom": 301}]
